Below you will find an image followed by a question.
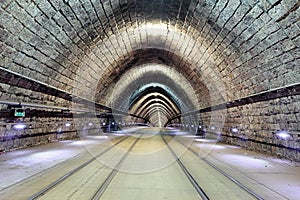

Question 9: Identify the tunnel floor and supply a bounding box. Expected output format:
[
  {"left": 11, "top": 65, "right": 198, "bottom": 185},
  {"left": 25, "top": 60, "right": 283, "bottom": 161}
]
[{"left": 0, "top": 127, "right": 299, "bottom": 200}]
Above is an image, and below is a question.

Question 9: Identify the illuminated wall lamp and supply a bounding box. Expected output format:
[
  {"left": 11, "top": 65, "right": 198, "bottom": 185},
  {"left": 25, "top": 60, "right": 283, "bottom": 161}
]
[
  {"left": 13, "top": 124, "right": 26, "bottom": 130},
  {"left": 231, "top": 128, "right": 239, "bottom": 133},
  {"left": 276, "top": 131, "right": 290, "bottom": 140}
]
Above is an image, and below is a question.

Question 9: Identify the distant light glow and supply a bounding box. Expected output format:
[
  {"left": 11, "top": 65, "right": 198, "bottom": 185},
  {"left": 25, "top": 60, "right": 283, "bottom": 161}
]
[
  {"left": 211, "top": 126, "right": 215, "bottom": 130},
  {"left": 97, "top": 136, "right": 108, "bottom": 139},
  {"left": 65, "top": 123, "right": 71, "bottom": 127},
  {"left": 88, "top": 122, "right": 93, "bottom": 126},
  {"left": 183, "top": 135, "right": 198, "bottom": 138},
  {"left": 213, "top": 145, "right": 226, "bottom": 150},
  {"left": 199, "top": 125, "right": 202, "bottom": 128},
  {"left": 140, "top": 22, "right": 169, "bottom": 36},
  {"left": 231, "top": 128, "right": 239, "bottom": 133},
  {"left": 112, "top": 122, "right": 115, "bottom": 125},
  {"left": 276, "top": 131, "right": 290, "bottom": 140},
  {"left": 194, "top": 138, "right": 217, "bottom": 143},
  {"left": 144, "top": 22, "right": 168, "bottom": 30},
  {"left": 114, "top": 133, "right": 125, "bottom": 136},
  {"left": 13, "top": 124, "right": 26, "bottom": 130},
  {"left": 102, "top": 122, "right": 106, "bottom": 126}
]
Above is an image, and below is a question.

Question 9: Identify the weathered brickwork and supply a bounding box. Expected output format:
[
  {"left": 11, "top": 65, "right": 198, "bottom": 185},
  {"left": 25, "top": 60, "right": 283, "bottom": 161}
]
[
  {"left": 0, "top": 0, "right": 299, "bottom": 159},
  {"left": 0, "top": 80, "right": 104, "bottom": 151},
  {"left": 199, "top": 94, "right": 300, "bottom": 161},
  {"left": 0, "top": 83, "right": 70, "bottom": 107},
  {"left": 0, "top": 108, "right": 102, "bottom": 152}
]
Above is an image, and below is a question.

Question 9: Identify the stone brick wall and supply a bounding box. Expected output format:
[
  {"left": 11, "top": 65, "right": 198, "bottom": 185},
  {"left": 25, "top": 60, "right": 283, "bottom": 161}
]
[
  {"left": 0, "top": 1, "right": 299, "bottom": 159},
  {"left": 0, "top": 112, "right": 103, "bottom": 152},
  {"left": 0, "top": 80, "right": 105, "bottom": 152},
  {"left": 199, "top": 92, "right": 300, "bottom": 161}
]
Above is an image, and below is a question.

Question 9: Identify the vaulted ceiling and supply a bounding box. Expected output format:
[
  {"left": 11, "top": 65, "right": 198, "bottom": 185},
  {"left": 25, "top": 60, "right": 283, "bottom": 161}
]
[{"left": 1, "top": 0, "right": 299, "bottom": 126}]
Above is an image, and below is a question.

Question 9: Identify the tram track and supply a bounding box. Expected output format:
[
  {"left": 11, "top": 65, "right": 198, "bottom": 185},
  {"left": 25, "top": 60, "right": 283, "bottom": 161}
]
[
  {"left": 1, "top": 130, "right": 287, "bottom": 200},
  {"left": 91, "top": 136, "right": 141, "bottom": 200},
  {"left": 27, "top": 135, "right": 138, "bottom": 200},
  {"left": 161, "top": 134, "right": 265, "bottom": 200},
  {"left": 176, "top": 136, "right": 264, "bottom": 200},
  {"left": 161, "top": 135, "right": 210, "bottom": 200},
  {"left": 175, "top": 134, "right": 287, "bottom": 199}
]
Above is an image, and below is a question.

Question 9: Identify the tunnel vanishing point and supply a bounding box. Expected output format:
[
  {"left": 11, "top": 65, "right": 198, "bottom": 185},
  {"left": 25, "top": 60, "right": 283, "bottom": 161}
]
[{"left": 0, "top": 0, "right": 299, "bottom": 161}]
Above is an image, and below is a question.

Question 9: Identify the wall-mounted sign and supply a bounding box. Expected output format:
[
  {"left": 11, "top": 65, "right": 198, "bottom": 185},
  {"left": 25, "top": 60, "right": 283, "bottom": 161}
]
[{"left": 14, "top": 109, "right": 25, "bottom": 117}]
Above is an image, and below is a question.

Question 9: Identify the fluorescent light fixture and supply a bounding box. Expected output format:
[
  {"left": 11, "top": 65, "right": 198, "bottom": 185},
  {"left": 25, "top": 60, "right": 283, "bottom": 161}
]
[
  {"left": 276, "top": 131, "right": 290, "bottom": 140},
  {"left": 88, "top": 122, "right": 93, "bottom": 126},
  {"left": 13, "top": 124, "right": 26, "bottom": 130}
]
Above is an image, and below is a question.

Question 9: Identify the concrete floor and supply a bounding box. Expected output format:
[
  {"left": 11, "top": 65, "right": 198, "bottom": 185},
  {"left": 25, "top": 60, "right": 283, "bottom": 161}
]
[{"left": 0, "top": 127, "right": 299, "bottom": 200}]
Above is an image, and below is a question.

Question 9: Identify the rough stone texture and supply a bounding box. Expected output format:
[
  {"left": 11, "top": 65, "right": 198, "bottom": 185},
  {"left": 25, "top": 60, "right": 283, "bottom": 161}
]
[
  {"left": 198, "top": 94, "right": 300, "bottom": 161},
  {"left": 0, "top": 81, "right": 104, "bottom": 152},
  {"left": 0, "top": 0, "right": 299, "bottom": 160},
  {"left": 0, "top": 115, "right": 102, "bottom": 152}
]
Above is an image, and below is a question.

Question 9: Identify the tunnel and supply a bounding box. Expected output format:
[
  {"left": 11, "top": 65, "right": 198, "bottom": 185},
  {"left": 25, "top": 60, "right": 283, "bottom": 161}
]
[{"left": 0, "top": 0, "right": 300, "bottom": 199}]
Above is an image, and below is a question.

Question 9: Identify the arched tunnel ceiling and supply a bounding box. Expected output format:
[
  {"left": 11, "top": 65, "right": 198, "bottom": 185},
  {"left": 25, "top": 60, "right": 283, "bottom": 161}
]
[
  {"left": 129, "top": 90, "right": 181, "bottom": 124},
  {"left": 105, "top": 63, "right": 200, "bottom": 125},
  {"left": 1, "top": 0, "right": 299, "bottom": 124},
  {"left": 107, "top": 64, "right": 199, "bottom": 111},
  {"left": 129, "top": 88, "right": 181, "bottom": 115}
]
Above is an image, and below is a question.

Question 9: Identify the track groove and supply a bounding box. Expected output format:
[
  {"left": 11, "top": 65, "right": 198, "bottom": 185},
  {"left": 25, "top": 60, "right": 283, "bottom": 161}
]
[
  {"left": 27, "top": 136, "right": 130, "bottom": 200},
  {"left": 91, "top": 135, "right": 142, "bottom": 200},
  {"left": 174, "top": 135, "right": 265, "bottom": 200},
  {"left": 161, "top": 135, "right": 210, "bottom": 200}
]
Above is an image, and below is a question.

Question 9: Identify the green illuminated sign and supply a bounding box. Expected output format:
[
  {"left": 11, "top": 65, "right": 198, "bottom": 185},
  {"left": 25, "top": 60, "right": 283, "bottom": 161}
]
[{"left": 14, "top": 109, "right": 25, "bottom": 117}]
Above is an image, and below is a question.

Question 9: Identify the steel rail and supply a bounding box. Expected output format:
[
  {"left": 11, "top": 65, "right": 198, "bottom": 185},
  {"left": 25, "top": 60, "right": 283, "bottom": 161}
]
[
  {"left": 91, "top": 135, "right": 142, "bottom": 200},
  {"left": 161, "top": 135, "right": 210, "bottom": 200},
  {"left": 176, "top": 137, "right": 264, "bottom": 200},
  {"left": 27, "top": 136, "right": 130, "bottom": 200}
]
